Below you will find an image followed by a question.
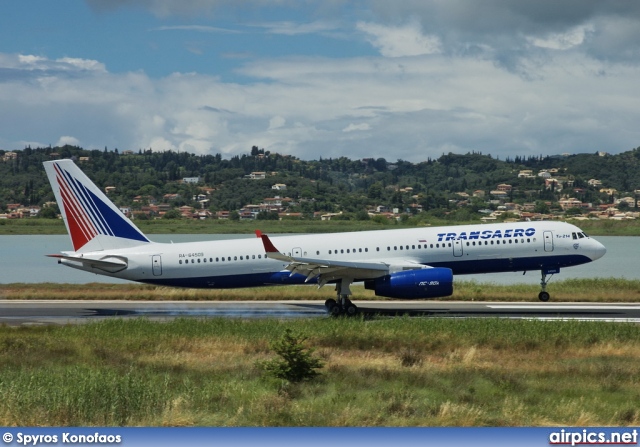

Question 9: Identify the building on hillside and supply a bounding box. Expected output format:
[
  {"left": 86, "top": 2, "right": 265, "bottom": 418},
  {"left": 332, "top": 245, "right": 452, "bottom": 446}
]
[
  {"left": 246, "top": 172, "right": 266, "bottom": 180},
  {"left": 490, "top": 190, "right": 508, "bottom": 199},
  {"left": 2, "top": 152, "right": 17, "bottom": 162},
  {"left": 545, "top": 179, "right": 562, "bottom": 190},
  {"left": 558, "top": 198, "right": 583, "bottom": 210},
  {"left": 518, "top": 170, "right": 535, "bottom": 178},
  {"left": 615, "top": 197, "right": 637, "bottom": 207},
  {"left": 179, "top": 206, "right": 194, "bottom": 218},
  {"left": 262, "top": 196, "right": 292, "bottom": 210},
  {"left": 599, "top": 188, "right": 617, "bottom": 196},
  {"left": 588, "top": 179, "right": 602, "bottom": 187},
  {"left": 133, "top": 195, "right": 157, "bottom": 204}
]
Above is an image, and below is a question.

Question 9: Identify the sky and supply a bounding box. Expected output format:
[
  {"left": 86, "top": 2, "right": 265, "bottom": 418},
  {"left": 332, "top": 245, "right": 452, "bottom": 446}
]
[{"left": 1, "top": 1, "right": 640, "bottom": 162}]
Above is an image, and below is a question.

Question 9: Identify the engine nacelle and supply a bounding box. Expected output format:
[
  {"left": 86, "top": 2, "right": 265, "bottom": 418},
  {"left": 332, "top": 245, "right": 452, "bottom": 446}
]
[{"left": 364, "top": 267, "right": 453, "bottom": 299}]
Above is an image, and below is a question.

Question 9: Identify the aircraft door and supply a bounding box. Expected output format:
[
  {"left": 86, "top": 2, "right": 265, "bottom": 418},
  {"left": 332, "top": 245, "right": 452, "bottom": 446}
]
[
  {"left": 152, "top": 255, "right": 162, "bottom": 276},
  {"left": 453, "top": 239, "right": 463, "bottom": 257},
  {"left": 292, "top": 247, "right": 303, "bottom": 257},
  {"left": 543, "top": 231, "right": 554, "bottom": 252}
]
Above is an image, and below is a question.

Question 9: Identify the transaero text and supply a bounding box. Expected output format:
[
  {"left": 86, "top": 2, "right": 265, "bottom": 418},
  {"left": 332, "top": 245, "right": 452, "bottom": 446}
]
[{"left": 436, "top": 228, "right": 536, "bottom": 242}]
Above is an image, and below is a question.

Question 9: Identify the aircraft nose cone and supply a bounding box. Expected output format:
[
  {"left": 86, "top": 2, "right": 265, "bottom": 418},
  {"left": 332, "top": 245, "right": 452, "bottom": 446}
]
[{"left": 590, "top": 239, "right": 606, "bottom": 261}]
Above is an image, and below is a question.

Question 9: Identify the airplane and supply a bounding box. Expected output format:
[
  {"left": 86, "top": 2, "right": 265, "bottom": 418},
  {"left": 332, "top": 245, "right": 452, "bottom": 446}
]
[{"left": 43, "top": 159, "right": 606, "bottom": 316}]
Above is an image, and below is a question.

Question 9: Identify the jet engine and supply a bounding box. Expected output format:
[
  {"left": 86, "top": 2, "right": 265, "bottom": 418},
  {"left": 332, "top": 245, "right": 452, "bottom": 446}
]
[{"left": 364, "top": 267, "right": 453, "bottom": 299}]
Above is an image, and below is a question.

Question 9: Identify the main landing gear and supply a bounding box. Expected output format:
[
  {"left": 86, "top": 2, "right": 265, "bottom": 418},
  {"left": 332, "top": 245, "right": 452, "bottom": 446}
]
[
  {"left": 325, "top": 298, "right": 358, "bottom": 317},
  {"left": 325, "top": 278, "right": 359, "bottom": 317}
]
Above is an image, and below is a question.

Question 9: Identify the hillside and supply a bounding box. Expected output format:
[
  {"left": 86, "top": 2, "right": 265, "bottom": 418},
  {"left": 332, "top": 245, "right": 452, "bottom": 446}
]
[{"left": 1, "top": 145, "right": 639, "bottom": 224}]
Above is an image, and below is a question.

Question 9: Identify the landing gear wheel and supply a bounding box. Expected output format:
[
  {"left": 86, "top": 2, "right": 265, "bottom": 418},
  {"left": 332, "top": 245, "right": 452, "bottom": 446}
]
[
  {"left": 345, "top": 302, "right": 359, "bottom": 316},
  {"left": 325, "top": 299, "right": 341, "bottom": 316},
  {"left": 330, "top": 304, "right": 343, "bottom": 317},
  {"left": 538, "top": 269, "right": 554, "bottom": 302},
  {"left": 325, "top": 298, "right": 337, "bottom": 309}
]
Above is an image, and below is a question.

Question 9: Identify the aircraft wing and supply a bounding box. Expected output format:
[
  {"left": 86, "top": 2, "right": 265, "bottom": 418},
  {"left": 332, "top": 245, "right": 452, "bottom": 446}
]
[{"left": 256, "top": 230, "right": 397, "bottom": 287}]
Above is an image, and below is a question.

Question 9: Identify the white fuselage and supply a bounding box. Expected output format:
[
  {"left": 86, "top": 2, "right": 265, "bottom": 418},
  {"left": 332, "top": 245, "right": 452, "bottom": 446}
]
[{"left": 58, "top": 220, "right": 606, "bottom": 292}]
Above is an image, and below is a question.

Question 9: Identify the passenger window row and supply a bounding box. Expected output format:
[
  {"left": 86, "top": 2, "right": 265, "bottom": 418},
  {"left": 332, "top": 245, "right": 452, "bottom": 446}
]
[
  {"left": 179, "top": 254, "right": 265, "bottom": 265},
  {"left": 178, "top": 236, "right": 538, "bottom": 265},
  {"left": 465, "top": 238, "right": 533, "bottom": 246}
]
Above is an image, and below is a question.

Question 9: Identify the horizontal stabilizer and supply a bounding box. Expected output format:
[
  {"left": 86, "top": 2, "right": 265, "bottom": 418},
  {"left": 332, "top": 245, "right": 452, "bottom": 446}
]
[{"left": 46, "top": 254, "right": 128, "bottom": 273}]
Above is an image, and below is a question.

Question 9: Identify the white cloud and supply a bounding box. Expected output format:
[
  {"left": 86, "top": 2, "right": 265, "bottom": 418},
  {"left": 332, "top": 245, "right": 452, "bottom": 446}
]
[
  {"left": 148, "top": 136, "right": 175, "bottom": 151},
  {"left": 152, "top": 25, "right": 240, "bottom": 34},
  {"left": 268, "top": 116, "right": 286, "bottom": 130},
  {"left": 14, "top": 54, "right": 106, "bottom": 72},
  {"left": 528, "top": 24, "right": 594, "bottom": 50},
  {"left": 255, "top": 20, "right": 339, "bottom": 36},
  {"left": 17, "top": 55, "right": 47, "bottom": 66},
  {"left": 357, "top": 21, "right": 442, "bottom": 57},
  {"left": 56, "top": 136, "right": 81, "bottom": 147},
  {"left": 56, "top": 57, "right": 107, "bottom": 72},
  {"left": 343, "top": 123, "right": 371, "bottom": 132},
  {"left": 1, "top": 49, "right": 640, "bottom": 162}
]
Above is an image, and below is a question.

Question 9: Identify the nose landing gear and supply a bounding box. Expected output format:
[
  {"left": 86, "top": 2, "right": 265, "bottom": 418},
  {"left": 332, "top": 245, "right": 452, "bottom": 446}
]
[{"left": 538, "top": 268, "right": 558, "bottom": 302}]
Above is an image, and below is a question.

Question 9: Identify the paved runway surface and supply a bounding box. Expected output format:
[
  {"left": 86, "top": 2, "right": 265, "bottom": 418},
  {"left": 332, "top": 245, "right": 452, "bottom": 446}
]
[{"left": 2, "top": 300, "right": 640, "bottom": 325}]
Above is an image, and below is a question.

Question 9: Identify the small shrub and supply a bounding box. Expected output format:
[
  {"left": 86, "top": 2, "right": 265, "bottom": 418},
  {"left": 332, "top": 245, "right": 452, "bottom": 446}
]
[
  {"left": 259, "top": 329, "right": 324, "bottom": 383},
  {"left": 399, "top": 348, "right": 423, "bottom": 367}
]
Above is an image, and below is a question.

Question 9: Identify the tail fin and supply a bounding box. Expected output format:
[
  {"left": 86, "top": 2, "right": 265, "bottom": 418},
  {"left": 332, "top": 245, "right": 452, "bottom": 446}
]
[{"left": 43, "top": 159, "right": 151, "bottom": 253}]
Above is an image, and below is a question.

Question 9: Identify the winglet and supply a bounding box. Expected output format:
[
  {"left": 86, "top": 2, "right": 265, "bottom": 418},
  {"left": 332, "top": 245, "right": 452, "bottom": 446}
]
[{"left": 256, "top": 230, "right": 280, "bottom": 253}]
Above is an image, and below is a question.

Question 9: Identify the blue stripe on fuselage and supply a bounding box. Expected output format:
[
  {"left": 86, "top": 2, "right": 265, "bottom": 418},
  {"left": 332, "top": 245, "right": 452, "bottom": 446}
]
[
  {"left": 429, "top": 254, "right": 592, "bottom": 275},
  {"left": 138, "top": 255, "right": 592, "bottom": 290},
  {"left": 140, "top": 271, "right": 314, "bottom": 289}
]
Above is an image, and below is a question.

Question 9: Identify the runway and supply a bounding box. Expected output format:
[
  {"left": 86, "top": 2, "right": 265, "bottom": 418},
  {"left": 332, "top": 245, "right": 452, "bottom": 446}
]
[{"left": 2, "top": 300, "right": 640, "bottom": 325}]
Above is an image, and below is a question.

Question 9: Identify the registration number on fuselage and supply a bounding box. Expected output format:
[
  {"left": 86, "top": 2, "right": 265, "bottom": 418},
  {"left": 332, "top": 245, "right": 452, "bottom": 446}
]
[{"left": 179, "top": 252, "right": 204, "bottom": 258}]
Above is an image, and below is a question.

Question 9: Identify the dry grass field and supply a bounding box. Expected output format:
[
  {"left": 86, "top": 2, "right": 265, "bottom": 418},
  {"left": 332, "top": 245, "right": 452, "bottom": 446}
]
[
  {"left": 1, "top": 279, "right": 640, "bottom": 426},
  {"left": 2, "top": 278, "right": 640, "bottom": 302},
  {"left": 1, "top": 315, "right": 640, "bottom": 426}
]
